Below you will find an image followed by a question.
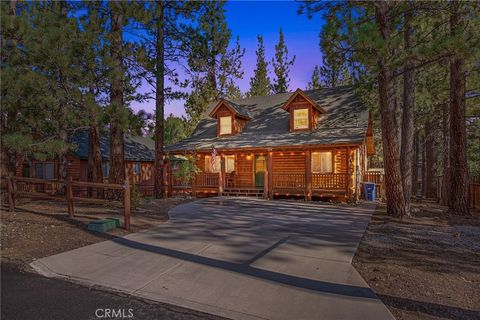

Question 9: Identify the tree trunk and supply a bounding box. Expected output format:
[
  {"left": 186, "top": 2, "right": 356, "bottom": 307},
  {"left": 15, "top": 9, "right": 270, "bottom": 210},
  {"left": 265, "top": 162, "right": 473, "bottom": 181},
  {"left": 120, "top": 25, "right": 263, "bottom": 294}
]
[
  {"left": 441, "top": 101, "right": 450, "bottom": 206},
  {"left": 421, "top": 133, "right": 426, "bottom": 197},
  {"left": 400, "top": 3, "right": 415, "bottom": 214},
  {"left": 108, "top": 3, "right": 125, "bottom": 184},
  {"left": 88, "top": 125, "right": 103, "bottom": 183},
  {"left": 154, "top": 1, "right": 165, "bottom": 198},
  {"left": 425, "top": 120, "right": 436, "bottom": 198},
  {"left": 57, "top": 0, "right": 69, "bottom": 186},
  {"left": 448, "top": 1, "right": 470, "bottom": 215},
  {"left": 411, "top": 132, "right": 419, "bottom": 197},
  {"left": 375, "top": 2, "right": 407, "bottom": 217}
]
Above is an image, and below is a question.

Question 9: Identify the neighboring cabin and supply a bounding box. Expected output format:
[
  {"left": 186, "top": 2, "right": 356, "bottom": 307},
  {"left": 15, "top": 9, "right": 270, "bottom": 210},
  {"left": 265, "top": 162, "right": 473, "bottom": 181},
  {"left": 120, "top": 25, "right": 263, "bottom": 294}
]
[
  {"left": 16, "top": 131, "right": 156, "bottom": 196},
  {"left": 166, "top": 86, "right": 375, "bottom": 201}
]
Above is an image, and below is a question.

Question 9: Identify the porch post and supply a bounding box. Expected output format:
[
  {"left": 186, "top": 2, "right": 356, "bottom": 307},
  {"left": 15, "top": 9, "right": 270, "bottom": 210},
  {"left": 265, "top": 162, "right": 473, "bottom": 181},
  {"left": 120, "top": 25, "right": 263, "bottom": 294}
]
[
  {"left": 305, "top": 150, "right": 312, "bottom": 201},
  {"left": 267, "top": 150, "right": 273, "bottom": 200},
  {"left": 345, "top": 147, "right": 350, "bottom": 200},
  {"left": 219, "top": 155, "right": 225, "bottom": 196}
]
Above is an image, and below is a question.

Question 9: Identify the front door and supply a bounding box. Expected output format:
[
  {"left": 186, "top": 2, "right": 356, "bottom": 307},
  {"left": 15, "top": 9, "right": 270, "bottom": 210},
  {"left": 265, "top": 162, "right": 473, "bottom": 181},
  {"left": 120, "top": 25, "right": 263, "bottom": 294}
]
[{"left": 254, "top": 155, "right": 266, "bottom": 187}]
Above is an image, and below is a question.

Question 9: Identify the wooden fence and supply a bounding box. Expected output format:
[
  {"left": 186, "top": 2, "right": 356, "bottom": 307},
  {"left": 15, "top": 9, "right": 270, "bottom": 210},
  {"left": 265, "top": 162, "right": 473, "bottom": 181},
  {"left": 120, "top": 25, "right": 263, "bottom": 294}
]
[
  {"left": 7, "top": 174, "right": 131, "bottom": 230},
  {"left": 436, "top": 175, "right": 480, "bottom": 210}
]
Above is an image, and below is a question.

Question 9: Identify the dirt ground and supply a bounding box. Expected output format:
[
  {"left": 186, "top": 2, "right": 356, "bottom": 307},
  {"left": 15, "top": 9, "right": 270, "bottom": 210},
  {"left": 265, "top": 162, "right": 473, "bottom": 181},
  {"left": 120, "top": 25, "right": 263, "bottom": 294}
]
[
  {"left": 353, "top": 202, "right": 480, "bottom": 320},
  {"left": 1, "top": 196, "right": 195, "bottom": 268}
]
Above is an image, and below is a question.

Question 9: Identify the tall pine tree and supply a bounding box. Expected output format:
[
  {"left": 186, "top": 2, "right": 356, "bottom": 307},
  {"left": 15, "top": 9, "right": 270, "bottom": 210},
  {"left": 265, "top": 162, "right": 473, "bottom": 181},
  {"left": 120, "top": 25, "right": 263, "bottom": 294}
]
[
  {"left": 271, "top": 28, "right": 295, "bottom": 93},
  {"left": 307, "top": 65, "right": 321, "bottom": 90},
  {"left": 184, "top": 1, "right": 244, "bottom": 125},
  {"left": 248, "top": 35, "right": 271, "bottom": 97}
]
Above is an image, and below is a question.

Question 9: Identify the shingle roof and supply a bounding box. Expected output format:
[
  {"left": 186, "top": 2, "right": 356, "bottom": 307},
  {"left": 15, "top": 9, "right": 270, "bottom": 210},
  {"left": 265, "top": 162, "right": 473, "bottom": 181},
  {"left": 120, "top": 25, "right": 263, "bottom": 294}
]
[
  {"left": 166, "top": 86, "right": 369, "bottom": 152},
  {"left": 69, "top": 130, "right": 155, "bottom": 161}
]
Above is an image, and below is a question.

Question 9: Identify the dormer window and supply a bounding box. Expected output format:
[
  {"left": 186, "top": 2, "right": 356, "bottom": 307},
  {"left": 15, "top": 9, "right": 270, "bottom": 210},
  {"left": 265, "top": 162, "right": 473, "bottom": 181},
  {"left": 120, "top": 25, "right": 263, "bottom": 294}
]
[
  {"left": 219, "top": 116, "right": 232, "bottom": 135},
  {"left": 293, "top": 109, "right": 309, "bottom": 129},
  {"left": 209, "top": 99, "right": 251, "bottom": 137},
  {"left": 282, "top": 88, "right": 326, "bottom": 132}
]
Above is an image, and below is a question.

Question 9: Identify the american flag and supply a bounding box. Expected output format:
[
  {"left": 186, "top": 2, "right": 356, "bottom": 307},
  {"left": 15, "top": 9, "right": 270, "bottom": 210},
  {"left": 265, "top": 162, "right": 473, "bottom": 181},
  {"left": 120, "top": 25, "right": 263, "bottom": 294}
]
[{"left": 211, "top": 146, "right": 217, "bottom": 172}]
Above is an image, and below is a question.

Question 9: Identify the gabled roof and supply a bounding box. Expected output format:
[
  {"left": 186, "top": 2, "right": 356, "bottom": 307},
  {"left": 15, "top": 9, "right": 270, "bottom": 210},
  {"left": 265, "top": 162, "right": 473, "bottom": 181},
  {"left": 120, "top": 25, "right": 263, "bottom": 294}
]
[
  {"left": 208, "top": 98, "right": 252, "bottom": 120},
  {"left": 282, "top": 88, "right": 326, "bottom": 113},
  {"left": 69, "top": 130, "right": 155, "bottom": 161},
  {"left": 166, "top": 86, "right": 369, "bottom": 152}
]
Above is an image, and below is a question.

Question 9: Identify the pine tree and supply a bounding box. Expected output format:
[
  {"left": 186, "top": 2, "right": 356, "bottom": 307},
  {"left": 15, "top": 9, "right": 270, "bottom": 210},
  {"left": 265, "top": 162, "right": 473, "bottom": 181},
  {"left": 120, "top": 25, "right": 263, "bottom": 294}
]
[
  {"left": 307, "top": 65, "right": 321, "bottom": 90},
  {"left": 184, "top": 1, "right": 244, "bottom": 125},
  {"left": 248, "top": 35, "right": 271, "bottom": 97},
  {"left": 108, "top": 1, "right": 126, "bottom": 184},
  {"left": 271, "top": 28, "right": 295, "bottom": 93},
  {"left": 318, "top": 13, "right": 350, "bottom": 88},
  {"left": 448, "top": 1, "right": 469, "bottom": 215},
  {"left": 1, "top": 1, "right": 87, "bottom": 178}
]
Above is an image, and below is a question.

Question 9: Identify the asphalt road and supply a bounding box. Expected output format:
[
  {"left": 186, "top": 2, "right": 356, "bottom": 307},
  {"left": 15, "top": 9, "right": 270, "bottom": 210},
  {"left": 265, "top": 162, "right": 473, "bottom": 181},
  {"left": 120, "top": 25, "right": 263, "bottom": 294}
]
[{"left": 1, "top": 264, "right": 224, "bottom": 320}]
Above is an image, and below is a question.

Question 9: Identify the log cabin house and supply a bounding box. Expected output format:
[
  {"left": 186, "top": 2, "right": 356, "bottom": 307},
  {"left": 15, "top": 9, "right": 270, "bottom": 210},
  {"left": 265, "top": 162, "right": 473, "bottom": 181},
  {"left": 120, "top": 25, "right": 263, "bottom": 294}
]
[
  {"left": 165, "top": 86, "right": 376, "bottom": 201},
  {"left": 16, "top": 131, "right": 156, "bottom": 196}
]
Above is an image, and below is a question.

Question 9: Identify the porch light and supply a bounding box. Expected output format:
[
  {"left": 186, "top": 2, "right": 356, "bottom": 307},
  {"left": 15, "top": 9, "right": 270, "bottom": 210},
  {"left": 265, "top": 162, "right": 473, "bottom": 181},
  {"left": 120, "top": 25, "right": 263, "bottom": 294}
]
[{"left": 246, "top": 155, "right": 252, "bottom": 160}]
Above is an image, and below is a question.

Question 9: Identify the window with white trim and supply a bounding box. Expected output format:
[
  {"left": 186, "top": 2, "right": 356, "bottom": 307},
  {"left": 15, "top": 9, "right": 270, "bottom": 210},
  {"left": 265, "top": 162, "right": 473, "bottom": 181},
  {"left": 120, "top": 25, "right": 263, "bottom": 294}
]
[
  {"left": 312, "top": 152, "right": 333, "bottom": 173},
  {"left": 205, "top": 155, "right": 221, "bottom": 173},
  {"left": 225, "top": 155, "right": 235, "bottom": 173},
  {"left": 293, "top": 109, "right": 309, "bottom": 129},
  {"left": 219, "top": 116, "right": 232, "bottom": 135}
]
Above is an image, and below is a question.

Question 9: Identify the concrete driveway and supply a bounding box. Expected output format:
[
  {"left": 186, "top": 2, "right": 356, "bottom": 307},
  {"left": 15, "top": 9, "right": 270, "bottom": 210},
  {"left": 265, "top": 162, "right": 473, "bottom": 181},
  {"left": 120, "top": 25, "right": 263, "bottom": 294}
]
[{"left": 32, "top": 197, "right": 394, "bottom": 320}]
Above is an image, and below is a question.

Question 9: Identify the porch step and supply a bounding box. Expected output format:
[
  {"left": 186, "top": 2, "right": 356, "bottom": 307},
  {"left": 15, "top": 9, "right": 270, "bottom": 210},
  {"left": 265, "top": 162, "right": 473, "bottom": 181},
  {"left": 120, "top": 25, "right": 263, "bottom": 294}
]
[{"left": 223, "top": 188, "right": 263, "bottom": 197}]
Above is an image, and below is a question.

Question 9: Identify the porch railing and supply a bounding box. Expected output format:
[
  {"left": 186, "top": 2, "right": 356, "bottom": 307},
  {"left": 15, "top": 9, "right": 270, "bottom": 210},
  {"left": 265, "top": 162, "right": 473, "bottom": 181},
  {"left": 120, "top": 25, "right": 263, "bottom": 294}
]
[
  {"left": 271, "top": 173, "right": 348, "bottom": 190},
  {"left": 195, "top": 172, "right": 219, "bottom": 187},
  {"left": 312, "top": 173, "right": 347, "bottom": 190},
  {"left": 272, "top": 173, "right": 305, "bottom": 189},
  {"left": 171, "top": 172, "right": 219, "bottom": 188}
]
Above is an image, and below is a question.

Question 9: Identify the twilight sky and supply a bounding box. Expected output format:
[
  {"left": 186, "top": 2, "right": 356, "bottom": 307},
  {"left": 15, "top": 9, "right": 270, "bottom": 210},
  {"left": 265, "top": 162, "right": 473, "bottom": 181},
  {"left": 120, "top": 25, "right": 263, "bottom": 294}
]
[{"left": 130, "top": 0, "right": 326, "bottom": 118}]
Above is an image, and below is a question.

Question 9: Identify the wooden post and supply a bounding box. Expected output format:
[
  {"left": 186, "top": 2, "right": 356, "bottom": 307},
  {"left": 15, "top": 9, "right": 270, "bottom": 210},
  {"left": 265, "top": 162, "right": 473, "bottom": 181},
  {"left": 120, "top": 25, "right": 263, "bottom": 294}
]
[
  {"left": 124, "top": 179, "right": 131, "bottom": 231},
  {"left": 162, "top": 159, "right": 169, "bottom": 198},
  {"left": 7, "top": 173, "right": 15, "bottom": 211},
  {"left": 167, "top": 160, "right": 173, "bottom": 197},
  {"left": 66, "top": 176, "right": 74, "bottom": 217},
  {"left": 267, "top": 150, "right": 273, "bottom": 200},
  {"left": 305, "top": 150, "right": 312, "bottom": 201},
  {"left": 345, "top": 147, "right": 350, "bottom": 200},
  {"left": 219, "top": 156, "right": 225, "bottom": 196},
  {"left": 263, "top": 171, "right": 268, "bottom": 199}
]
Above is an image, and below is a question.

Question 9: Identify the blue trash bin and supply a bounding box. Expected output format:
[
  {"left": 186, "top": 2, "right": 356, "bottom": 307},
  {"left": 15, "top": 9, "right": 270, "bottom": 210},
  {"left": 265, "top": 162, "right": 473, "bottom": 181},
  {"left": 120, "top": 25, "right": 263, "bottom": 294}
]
[{"left": 364, "top": 183, "right": 376, "bottom": 201}]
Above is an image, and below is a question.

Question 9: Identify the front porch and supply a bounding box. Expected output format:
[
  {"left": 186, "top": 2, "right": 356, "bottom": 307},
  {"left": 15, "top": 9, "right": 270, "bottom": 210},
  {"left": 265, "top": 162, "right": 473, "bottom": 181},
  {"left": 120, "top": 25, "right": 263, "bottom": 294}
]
[{"left": 168, "top": 148, "right": 367, "bottom": 201}]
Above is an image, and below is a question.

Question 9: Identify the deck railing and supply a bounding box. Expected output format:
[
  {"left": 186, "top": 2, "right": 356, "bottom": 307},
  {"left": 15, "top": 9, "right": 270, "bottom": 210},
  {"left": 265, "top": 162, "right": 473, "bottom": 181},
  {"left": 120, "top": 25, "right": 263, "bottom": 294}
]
[
  {"left": 195, "top": 172, "right": 219, "bottom": 187},
  {"left": 272, "top": 173, "right": 305, "bottom": 189},
  {"left": 312, "top": 173, "right": 347, "bottom": 190}
]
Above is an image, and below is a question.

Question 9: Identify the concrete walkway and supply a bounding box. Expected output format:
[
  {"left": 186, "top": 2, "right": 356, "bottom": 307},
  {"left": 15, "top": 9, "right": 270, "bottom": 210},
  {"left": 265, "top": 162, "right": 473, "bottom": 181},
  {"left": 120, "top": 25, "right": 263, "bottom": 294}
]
[{"left": 32, "top": 197, "right": 394, "bottom": 320}]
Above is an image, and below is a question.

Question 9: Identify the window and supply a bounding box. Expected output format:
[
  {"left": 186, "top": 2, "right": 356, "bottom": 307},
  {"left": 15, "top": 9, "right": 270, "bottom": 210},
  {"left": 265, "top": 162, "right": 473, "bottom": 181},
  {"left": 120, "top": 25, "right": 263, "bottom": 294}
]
[
  {"left": 34, "top": 163, "right": 44, "bottom": 179},
  {"left": 102, "top": 161, "right": 110, "bottom": 178},
  {"left": 225, "top": 155, "right": 235, "bottom": 173},
  {"left": 219, "top": 116, "right": 232, "bottom": 135},
  {"left": 312, "top": 152, "right": 333, "bottom": 173},
  {"left": 133, "top": 162, "right": 141, "bottom": 175},
  {"left": 45, "top": 163, "right": 54, "bottom": 179},
  {"left": 293, "top": 109, "right": 309, "bottom": 129},
  {"left": 205, "top": 155, "right": 221, "bottom": 173},
  {"left": 34, "top": 162, "right": 54, "bottom": 179}
]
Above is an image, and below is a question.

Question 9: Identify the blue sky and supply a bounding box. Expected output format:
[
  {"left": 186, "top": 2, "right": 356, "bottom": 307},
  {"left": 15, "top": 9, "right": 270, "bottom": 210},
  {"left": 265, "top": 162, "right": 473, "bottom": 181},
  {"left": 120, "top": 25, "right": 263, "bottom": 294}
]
[{"left": 130, "top": 0, "right": 325, "bottom": 117}]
